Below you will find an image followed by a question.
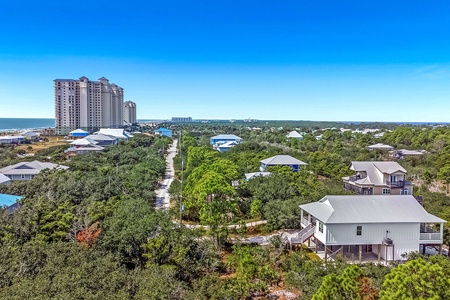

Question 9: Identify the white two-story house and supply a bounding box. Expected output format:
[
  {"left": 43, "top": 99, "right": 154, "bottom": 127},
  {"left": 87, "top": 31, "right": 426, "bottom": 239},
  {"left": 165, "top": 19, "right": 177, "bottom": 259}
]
[{"left": 296, "top": 195, "right": 445, "bottom": 262}]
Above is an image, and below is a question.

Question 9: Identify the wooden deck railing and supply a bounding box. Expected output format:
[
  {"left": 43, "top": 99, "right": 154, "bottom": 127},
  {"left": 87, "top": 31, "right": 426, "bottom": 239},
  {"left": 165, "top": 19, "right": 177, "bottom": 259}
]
[{"left": 420, "top": 233, "right": 442, "bottom": 240}]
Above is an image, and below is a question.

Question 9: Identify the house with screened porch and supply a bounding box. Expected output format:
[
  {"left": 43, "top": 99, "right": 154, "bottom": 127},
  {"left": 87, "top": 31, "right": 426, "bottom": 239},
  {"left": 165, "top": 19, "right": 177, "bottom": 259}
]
[{"left": 291, "top": 195, "right": 445, "bottom": 262}]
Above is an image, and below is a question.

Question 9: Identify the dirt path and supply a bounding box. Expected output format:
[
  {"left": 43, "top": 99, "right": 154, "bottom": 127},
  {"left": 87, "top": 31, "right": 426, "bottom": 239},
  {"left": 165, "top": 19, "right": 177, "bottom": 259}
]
[{"left": 155, "top": 139, "right": 178, "bottom": 210}]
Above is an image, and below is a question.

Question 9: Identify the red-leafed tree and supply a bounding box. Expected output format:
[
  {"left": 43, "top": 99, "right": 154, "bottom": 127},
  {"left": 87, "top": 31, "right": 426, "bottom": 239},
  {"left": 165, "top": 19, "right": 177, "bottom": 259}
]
[{"left": 76, "top": 222, "right": 102, "bottom": 248}]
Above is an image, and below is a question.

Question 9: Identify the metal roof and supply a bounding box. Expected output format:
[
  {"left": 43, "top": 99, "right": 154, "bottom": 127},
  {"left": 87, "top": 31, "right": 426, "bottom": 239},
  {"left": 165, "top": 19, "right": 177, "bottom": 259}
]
[
  {"left": 397, "top": 149, "right": 424, "bottom": 156},
  {"left": 69, "top": 129, "right": 89, "bottom": 134},
  {"left": 218, "top": 141, "right": 238, "bottom": 148},
  {"left": 0, "top": 194, "right": 22, "bottom": 207},
  {"left": 155, "top": 128, "right": 172, "bottom": 132},
  {"left": 85, "top": 134, "right": 116, "bottom": 141},
  {"left": 286, "top": 131, "right": 303, "bottom": 138},
  {"left": 0, "top": 173, "right": 10, "bottom": 184},
  {"left": 98, "top": 129, "right": 129, "bottom": 139},
  {"left": 245, "top": 172, "right": 272, "bottom": 180},
  {"left": 350, "top": 161, "right": 406, "bottom": 185},
  {"left": 300, "top": 195, "right": 445, "bottom": 224},
  {"left": 367, "top": 143, "right": 394, "bottom": 150},
  {"left": 0, "top": 161, "right": 68, "bottom": 176},
  {"left": 260, "top": 155, "right": 307, "bottom": 166},
  {"left": 70, "top": 138, "right": 98, "bottom": 146},
  {"left": 210, "top": 134, "right": 242, "bottom": 140}
]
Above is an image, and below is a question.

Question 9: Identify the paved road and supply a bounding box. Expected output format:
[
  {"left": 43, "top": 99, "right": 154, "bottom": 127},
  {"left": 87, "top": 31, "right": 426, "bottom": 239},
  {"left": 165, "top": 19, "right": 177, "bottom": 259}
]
[
  {"left": 155, "top": 139, "right": 178, "bottom": 210},
  {"left": 183, "top": 220, "right": 268, "bottom": 230}
]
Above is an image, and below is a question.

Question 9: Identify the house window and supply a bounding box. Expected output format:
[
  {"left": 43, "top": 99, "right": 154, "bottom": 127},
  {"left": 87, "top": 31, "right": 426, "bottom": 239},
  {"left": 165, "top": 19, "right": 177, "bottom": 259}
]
[
  {"left": 356, "top": 226, "right": 362, "bottom": 236},
  {"left": 401, "top": 189, "right": 408, "bottom": 195},
  {"left": 318, "top": 221, "right": 324, "bottom": 233},
  {"left": 382, "top": 188, "right": 390, "bottom": 195}
]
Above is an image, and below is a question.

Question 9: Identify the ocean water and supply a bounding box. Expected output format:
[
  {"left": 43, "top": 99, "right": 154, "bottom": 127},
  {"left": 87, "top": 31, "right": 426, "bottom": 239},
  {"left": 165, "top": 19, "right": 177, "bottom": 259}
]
[{"left": 0, "top": 118, "right": 55, "bottom": 132}]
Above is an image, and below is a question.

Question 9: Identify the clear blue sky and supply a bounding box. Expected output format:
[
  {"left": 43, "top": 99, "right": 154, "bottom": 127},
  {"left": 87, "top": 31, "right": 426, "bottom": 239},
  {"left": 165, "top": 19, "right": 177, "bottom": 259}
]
[{"left": 0, "top": 0, "right": 449, "bottom": 122}]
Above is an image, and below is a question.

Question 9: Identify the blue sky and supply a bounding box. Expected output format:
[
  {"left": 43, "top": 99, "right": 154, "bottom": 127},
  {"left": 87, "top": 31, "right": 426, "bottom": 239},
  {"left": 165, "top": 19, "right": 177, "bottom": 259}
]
[{"left": 0, "top": 0, "right": 449, "bottom": 121}]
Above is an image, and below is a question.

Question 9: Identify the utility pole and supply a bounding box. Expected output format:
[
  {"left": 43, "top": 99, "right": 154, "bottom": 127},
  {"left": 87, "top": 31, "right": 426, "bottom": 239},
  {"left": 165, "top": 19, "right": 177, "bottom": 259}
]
[{"left": 179, "top": 130, "right": 183, "bottom": 227}]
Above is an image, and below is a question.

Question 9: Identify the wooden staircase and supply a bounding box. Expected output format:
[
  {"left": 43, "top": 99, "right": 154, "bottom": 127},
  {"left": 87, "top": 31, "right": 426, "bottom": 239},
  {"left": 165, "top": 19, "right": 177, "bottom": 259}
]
[{"left": 289, "top": 224, "right": 315, "bottom": 247}]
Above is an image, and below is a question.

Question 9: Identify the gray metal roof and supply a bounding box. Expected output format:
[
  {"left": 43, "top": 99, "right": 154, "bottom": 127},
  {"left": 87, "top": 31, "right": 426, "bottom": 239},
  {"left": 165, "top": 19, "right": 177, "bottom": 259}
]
[
  {"left": 210, "top": 134, "right": 242, "bottom": 140},
  {"left": 85, "top": 134, "right": 117, "bottom": 141},
  {"left": 70, "top": 138, "right": 98, "bottom": 146},
  {"left": 260, "top": 155, "right": 307, "bottom": 166},
  {"left": 367, "top": 143, "right": 394, "bottom": 150},
  {"left": 218, "top": 141, "right": 238, "bottom": 148},
  {"left": 98, "top": 129, "right": 129, "bottom": 139},
  {"left": 286, "top": 131, "right": 303, "bottom": 138},
  {"left": 245, "top": 172, "right": 272, "bottom": 180},
  {"left": 0, "top": 173, "right": 10, "bottom": 184},
  {"left": 397, "top": 149, "right": 424, "bottom": 156},
  {"left": 300, "top": 195, "right": 445, "bottom": 224},
  {"left": 0, "top": 161, "right": 68, "bottom": 176}
]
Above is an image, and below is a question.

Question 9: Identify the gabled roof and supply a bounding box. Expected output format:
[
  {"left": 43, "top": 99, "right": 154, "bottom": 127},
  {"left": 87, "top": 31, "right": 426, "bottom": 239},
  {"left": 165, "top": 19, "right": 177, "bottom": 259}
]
[
  {"left": 396, "top": 149, "right": 424, "bottom": 156},
  {"left": 367, "top": 143, "right": 394, "bottom": 150},
  {"left": 98, "top": 128, "right": 129, "bottom": 139},
  {"left": 0, "top": 194, "right": 22, "bottom": 207},
  {"left": 351, "top": 161, "right": 406, "bottom": 174},
  {"left": 86, "top": 133, "right": 117, "bottom": 141},
  {"left": 0, "top": 161, "right": 68, "bottom": 175},
  {"left": 245, "top": 172, "right": 272, "bottom": 180},
  {"left": 286, "top": 131, "right": 303, "bottom": 138},
  {"left": 70, "top": 138, "right": 98, "bottom": 146},
  {"left": 218, "top": 141, "right": 238, "bottom": 148},
  {"left": 349, "top": 161, "right": 406, "bottom": 186},
  {"left": 155, "top": 128, "right": 171, "bottom": 132},
  {"left": 0, "top": 173, "right": 10, "bottom": 184},
  {"left": 69, "top": 129, "right": 89, "bottom": 134},
  {"left": 210, "top": 134, "right": 242, "bottom": 140},
  {"left": 300, "top": 195, "right": 446, "bottom": 224},
  {"left": 260, "top": 155, "right": 307, "bottom": 166},
  {"left": 21, "top": 131, "right": 39, "bottom": 137},
  {"left": 75, "top": 145, "right": 104, "bottom": 151}
]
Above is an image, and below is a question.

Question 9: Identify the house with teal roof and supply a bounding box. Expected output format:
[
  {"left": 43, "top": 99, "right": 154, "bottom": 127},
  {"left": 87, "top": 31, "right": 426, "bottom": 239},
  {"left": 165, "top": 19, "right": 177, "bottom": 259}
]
[{"left": 155, "top": 128, "right": 172, "bottom": 138}]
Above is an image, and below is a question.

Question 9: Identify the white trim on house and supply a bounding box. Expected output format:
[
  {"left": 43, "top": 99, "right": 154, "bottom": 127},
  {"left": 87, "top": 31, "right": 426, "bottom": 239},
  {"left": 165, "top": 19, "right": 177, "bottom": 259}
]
[{"left": 300, "top": 195, "right": 446, "bottom": 261}]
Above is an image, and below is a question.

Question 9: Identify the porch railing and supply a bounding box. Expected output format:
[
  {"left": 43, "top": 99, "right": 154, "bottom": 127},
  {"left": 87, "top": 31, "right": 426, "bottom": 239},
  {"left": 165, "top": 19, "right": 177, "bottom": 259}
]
[
  {"left": 290, "top": 224, "right": 315, "bottom": 245},
  {"left": 420, "top": 233, "right": 442, "bottom": 240},
  {"left": 301, "top": 217, "right": 311, "bottom": 227}
]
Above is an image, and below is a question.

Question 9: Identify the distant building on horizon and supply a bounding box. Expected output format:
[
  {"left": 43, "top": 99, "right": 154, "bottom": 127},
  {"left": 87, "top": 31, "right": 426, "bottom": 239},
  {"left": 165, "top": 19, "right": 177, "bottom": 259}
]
[
  {"left": 54, "top": 76, "right": 124, "bottom": 135},
  {"left": 123, "top": 100, "right": 137, "bottom": 125},
  {"left": 171, "top": 117, "right": 192, "bottom": 123}
]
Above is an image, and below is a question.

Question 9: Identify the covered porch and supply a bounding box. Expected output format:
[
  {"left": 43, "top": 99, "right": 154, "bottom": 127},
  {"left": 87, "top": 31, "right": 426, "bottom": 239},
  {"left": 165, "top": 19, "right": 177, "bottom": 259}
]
[{"left": 304, "top": 238, "right": 392, "bottom": 264}]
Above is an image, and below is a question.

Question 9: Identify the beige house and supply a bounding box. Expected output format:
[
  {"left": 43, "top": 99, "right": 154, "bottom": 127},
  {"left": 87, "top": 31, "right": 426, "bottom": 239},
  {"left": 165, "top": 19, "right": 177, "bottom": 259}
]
[{"left": 342, "top": 161, "right": 412, "bottom": 195}]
